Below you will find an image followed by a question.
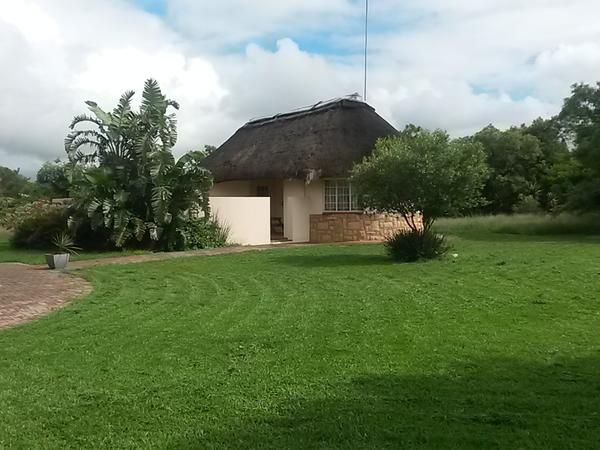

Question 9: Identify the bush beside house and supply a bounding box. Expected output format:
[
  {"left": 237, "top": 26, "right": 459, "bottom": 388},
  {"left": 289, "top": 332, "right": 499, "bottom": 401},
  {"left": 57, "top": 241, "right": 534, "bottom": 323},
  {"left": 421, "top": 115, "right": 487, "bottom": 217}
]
[
  {"left": 352, "top": 128, "right": 488, "bottom": 262},
  {"left": 3, "top": 79, "right": 229, "bottom": 254}
]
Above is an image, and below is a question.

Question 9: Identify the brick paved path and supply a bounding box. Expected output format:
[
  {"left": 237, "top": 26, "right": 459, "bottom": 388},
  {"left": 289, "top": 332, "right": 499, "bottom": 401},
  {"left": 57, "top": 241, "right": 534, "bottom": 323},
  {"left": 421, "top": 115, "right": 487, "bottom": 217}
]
[
  {"left": 0, "top": 243, "right": 317, "bottom": 329},
  {"left": 0, "top": 264, "right": 92, "bottom": 329}
]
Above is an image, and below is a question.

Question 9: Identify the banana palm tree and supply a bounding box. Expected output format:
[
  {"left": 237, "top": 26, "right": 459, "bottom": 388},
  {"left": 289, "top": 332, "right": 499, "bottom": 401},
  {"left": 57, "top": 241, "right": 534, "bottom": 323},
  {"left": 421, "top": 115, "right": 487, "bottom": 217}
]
[{"left": 66, "top": 79, "right": 213, "bottom": 249}]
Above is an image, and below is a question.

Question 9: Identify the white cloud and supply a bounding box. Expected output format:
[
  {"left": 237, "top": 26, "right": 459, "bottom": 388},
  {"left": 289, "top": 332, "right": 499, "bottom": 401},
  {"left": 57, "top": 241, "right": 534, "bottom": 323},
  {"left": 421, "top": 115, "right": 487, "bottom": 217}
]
[
  {"left": 0, "top": 0, "right": 232, "bottom": 174},
  {"left": 167, "top": 0, "right": 357, "bottom": 49},
  {"left": 1, "top": 0, "right": 600, "bottom": 175},
  {"left": 216, "top": 39, "right": 360, "bottom": 120}
]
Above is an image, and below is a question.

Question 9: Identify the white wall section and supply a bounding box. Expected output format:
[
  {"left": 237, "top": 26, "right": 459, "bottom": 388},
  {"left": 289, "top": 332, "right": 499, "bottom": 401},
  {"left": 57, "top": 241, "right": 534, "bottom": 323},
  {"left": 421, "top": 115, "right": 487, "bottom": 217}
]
[{"left": 210, "top": 197, "right": 271, "bottom": 245}]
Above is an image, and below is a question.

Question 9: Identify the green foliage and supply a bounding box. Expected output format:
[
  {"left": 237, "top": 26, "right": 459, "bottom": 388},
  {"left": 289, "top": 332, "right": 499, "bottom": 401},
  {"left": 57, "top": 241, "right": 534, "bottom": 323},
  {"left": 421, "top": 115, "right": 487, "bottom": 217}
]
[
  {"left": 51, "top": 232, "right": 81, "bottom": 255},
  {"left": 0, "top": 231, "right": 149, "bottom": 265},
  {"left": 177, "top": 218, "right": 230, "bottom": 250},
  {"left": 10, "top": 202, "right": 68, "bottom": 249},
  {"left": 384, "top": 228, "right": 449, "bottom": 262},
  {"left": 539, "top": 156, "right": 582, "bottom": 212},
  {"left": 473, "top": 125, "right": 544, "bottom": 213},
  {"left": 0, "top": 197, "right": 28, "bottom": 228},
  {"left": 557, "top": 82, "right": 600, "bottom": 212},
  {"left": 36, "top": 160, "right": 71, "bottom": 197},
  {"left": 522, "top": 117, "right": 570, "bottom": 165},
  {"left": 0, "top": 166, "right": 39, "bottom": 197},
  {"left": 351, "top": 127, "right": 488, "bottom": 231},
  {"left": 513, "top": 195, "right": 542, "bottom": 214},
  {"left": 520, "top": 118, "right": 572, "bottom": 211},
  {"left": 2, "top": 200, "right": 65, "bottom": 230},
  {"left": 0, "top": 169, "right": 50, "bottom": 226},
  {"left": 558, "top": 83, "right": 600, "bottom": 172},
  {"left": 65, "top": 79, "right": 213, "bottom": 250}
]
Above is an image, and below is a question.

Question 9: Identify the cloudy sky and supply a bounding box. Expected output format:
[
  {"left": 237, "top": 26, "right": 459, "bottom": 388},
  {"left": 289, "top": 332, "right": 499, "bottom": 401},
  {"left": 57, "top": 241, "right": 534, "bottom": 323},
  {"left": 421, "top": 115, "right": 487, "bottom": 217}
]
[{"left": 2, "top": 0, "right": 600, "bottom": 175}]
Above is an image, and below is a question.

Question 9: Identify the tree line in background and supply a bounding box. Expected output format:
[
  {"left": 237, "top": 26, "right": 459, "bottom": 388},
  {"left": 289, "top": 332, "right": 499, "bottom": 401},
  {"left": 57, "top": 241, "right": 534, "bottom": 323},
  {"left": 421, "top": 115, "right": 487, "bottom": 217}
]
[
  {"left": 362, "top": 81, "right": 599, "bottom": 217},
  {"left": 351, "top": 82, "right": 600, "bottom": 261}
]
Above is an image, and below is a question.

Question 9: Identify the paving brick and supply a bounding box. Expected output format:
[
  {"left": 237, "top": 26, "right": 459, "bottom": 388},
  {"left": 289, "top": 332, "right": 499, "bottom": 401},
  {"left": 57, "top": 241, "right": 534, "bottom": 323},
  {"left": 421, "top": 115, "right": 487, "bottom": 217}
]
[{"left": 0, "top": 264, "right": 91, "bottom": 329}]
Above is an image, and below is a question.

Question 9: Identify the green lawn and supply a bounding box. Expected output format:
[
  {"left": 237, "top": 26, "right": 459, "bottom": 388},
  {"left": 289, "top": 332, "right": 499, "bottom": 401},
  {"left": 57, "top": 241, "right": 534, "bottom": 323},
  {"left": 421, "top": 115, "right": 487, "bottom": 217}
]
[
  {"left": 0, "top": 229, "right": 148, "bottom": 264},
  {"left": 1, "top": 234, "right": 599, "bottom": 448}
]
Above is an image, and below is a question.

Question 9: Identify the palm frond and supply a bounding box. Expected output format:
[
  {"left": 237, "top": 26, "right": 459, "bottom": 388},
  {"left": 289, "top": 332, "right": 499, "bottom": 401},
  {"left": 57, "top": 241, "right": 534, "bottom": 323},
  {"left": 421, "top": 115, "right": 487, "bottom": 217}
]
[
  {"left": 69, "top": 113, "right": 102, "bottom": 130},
  {"left": 65, "top": 137, "right": 104, "bottom": 157},
  {"left": 112, "top": 90, "right": 136, "bottom": 128},
  {"left": 151, "top": 185, "right": 173, "bottom": 224},
  {"left": 68, "top": 150, "right": 98, "bottom": 165},
  {"left": 112, "top": 226, "right": 132, "bottom": 248},
  {"left": 65, "top": 130, "right": 108, "bottom": 150},
  {"left": 149, "top": 150, "right": 175, "bottom": 178},
  {"left": 117, "top": 90, "right": 135, "bottom": 113},
  {"left": 87, "top": 199, "right": 101, "bottom": 218},
  {"left": 113, "top": 209, "right": 131, "bottom": 231},
  {"left": 85, "top": 100, "right": 113, "bottom": 125},
  {"left": 134, "top": 132, "right": 155, "bottom": 160},
  {"left": 102, "top": 199, "right": 113, "bottom": 227},
  {"left": 132, "top": 217, "right": 146, "bottom": 241},
  {"left": 141, "top": 79, "right": 166, "bottom": 114}
]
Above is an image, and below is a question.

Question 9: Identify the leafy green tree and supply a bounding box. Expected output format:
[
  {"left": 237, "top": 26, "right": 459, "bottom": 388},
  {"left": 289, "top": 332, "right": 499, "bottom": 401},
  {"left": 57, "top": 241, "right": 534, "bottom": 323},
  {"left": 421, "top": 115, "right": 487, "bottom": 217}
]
[
  {"left": 473, "top": 126, "right": 544, "bottom": 213},
  {"left": 351, "top": 128, "right": 488, "bottom": 232},
  {"left": 65, "top": 79, "right": 213, "bottom": 249},
  {"left": 520, "top": 118, "right": 573, "bottom": 211},
  {"left": 557, "top": 82, "right": 600, "bottom": 211},
  {"left": 522, "top": 118, "right": 569, "bottom": 165},
  {"left": 0, "top": 167, "right": 44, "bottom": 227},
  {"left": 36, "top": 160, "right": 71, "bottom": 197},
  {"left": 0, "top": 166, "right": 38, "bottom": 197}
]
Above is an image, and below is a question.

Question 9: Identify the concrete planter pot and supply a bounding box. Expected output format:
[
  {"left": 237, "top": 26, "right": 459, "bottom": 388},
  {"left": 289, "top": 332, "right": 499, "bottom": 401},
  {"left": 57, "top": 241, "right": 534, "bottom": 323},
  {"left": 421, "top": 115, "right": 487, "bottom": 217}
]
[{"left": 45, "top": 253, "right": 70, "bottom": 270}]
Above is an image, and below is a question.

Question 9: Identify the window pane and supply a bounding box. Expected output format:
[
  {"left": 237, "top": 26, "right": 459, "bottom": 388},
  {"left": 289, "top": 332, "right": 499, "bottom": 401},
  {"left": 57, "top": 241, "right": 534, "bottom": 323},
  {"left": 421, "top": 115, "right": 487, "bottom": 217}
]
[
  {"left": 324, "top": 180, "right": 337, "bottom": 211},
  {"left": 337, "top": 181, "right": 350, "bottom": 211},
  {"left": 350, "top": 183, "right": 360, "bottom": 210}
]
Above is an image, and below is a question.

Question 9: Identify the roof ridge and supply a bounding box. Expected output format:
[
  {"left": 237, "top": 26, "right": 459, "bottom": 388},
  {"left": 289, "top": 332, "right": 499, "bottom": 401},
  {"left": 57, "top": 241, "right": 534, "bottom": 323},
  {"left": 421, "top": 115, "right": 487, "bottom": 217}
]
[{"left": 245, "top": 95, "right": 373, "bottom": 128}]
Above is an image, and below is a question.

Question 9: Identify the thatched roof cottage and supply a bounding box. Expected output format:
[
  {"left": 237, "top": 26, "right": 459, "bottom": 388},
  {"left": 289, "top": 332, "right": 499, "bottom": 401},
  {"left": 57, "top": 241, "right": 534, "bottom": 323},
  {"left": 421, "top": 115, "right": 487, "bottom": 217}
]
[{"left": 204, "top": 97, "right": 410, "bottom": 243}]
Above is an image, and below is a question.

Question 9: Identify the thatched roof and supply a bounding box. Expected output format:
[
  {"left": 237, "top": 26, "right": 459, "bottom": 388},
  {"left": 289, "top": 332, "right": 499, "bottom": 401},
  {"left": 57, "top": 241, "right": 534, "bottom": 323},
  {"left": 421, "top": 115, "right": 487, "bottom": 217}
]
[{"left": 203, "top": 98, "right": 398, "bottom": 182}]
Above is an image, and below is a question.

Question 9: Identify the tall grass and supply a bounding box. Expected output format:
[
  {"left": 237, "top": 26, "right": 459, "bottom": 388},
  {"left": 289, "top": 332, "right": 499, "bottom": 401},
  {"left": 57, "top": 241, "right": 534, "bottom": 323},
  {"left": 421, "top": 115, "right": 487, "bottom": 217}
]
[{"left": 434, "top": 213, "right": 600, "bottom": 236}]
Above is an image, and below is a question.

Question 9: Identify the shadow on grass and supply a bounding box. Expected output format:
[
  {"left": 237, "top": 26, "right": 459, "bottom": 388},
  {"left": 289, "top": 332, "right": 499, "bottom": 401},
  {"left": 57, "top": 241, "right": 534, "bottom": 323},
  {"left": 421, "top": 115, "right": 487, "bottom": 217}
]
[
  {"left": 271, "top": 253, "right": 391, "bottom": 268},
  {"left": 173, "top": 355, "right": 600, "bottom": 449}
]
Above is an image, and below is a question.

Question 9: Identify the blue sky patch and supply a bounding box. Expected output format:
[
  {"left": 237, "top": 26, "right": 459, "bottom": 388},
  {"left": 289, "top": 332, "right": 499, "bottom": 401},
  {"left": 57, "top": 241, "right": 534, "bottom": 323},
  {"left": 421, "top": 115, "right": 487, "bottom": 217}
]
[
  {"left": 471, "top": 83, "right": 533, "bottom": 101},
  {"left": 132, "top": 0, "right": 167, "bottom": 16}
]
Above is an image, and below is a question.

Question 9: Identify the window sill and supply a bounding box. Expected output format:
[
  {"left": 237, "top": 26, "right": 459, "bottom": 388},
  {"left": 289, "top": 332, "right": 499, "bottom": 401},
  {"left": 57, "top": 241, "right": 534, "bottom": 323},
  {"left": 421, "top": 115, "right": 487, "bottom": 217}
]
[{"left": 322, "top": 210, "right": 364, "bottom": 214}]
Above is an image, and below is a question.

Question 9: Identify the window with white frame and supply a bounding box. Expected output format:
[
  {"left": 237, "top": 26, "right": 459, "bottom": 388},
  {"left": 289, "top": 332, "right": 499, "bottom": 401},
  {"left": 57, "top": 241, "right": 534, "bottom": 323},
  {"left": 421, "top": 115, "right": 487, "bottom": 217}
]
[{"left": 324, "top": 179, "right": 360, "bottom": 212}]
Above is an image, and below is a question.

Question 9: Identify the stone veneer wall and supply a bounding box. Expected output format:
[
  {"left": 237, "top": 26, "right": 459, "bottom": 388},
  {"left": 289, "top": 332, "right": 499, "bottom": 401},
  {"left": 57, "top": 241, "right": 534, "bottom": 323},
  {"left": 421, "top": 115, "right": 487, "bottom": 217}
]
[{"left": 309, "top": 213, "right": 421, "bottom": 243}]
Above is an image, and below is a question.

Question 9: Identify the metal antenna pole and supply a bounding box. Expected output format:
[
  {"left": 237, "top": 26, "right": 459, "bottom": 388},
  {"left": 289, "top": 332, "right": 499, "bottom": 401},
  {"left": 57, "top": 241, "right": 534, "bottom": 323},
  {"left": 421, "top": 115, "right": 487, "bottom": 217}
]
[{"left": 363, "top": 0, "right": 369, "bottom": 102}]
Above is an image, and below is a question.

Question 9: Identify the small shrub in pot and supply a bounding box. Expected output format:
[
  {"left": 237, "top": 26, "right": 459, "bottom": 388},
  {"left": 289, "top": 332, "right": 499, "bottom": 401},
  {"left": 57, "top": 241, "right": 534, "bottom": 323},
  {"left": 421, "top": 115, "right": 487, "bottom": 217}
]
[{"left": 45, "top": 232, "right": 81, "bottom": 270}]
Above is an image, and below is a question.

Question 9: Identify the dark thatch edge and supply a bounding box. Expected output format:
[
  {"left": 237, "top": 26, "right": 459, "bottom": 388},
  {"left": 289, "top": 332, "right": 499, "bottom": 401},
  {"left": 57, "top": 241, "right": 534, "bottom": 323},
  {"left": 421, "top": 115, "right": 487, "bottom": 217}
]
[{"left": 203, "top": 99, "right": 398, "bottom": 182}]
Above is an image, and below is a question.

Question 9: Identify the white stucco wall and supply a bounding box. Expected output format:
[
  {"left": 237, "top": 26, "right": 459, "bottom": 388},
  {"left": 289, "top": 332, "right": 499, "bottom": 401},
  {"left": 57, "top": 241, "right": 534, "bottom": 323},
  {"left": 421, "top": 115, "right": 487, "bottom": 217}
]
[
  {"left": 210, "top": 179, "right": 326, "bottom": 243},
  {"left": 210, "top": 197, "right": 271, "bottom": 246},
  {"left": 283, "top": 179, "right": 324, "bottom": 242},
  {"left": 210, "top": 180, "right": 284, "bottom": 219}
]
